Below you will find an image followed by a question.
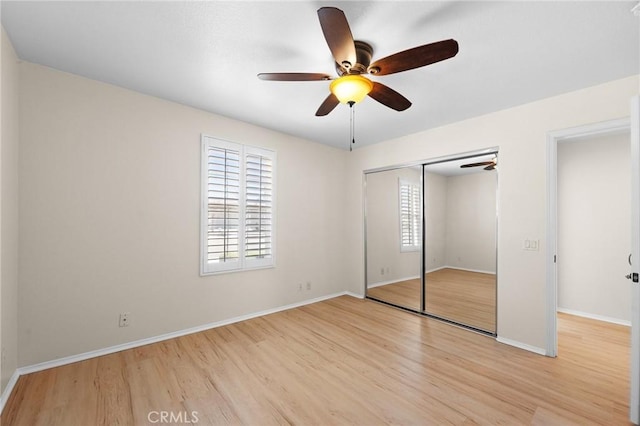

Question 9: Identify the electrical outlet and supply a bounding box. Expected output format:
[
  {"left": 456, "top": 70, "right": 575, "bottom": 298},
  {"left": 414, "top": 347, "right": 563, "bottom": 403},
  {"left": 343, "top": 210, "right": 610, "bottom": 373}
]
[
  {"left": 380, "top": 267, "right": 384, "bottom": 275},
  {"left": 298, "top": 283, "right": 302, "bottom": 292},
  {"left": 306, "top": 281, "right": 311, "bottom": 291},
  {"left": 119, "top": 312, "right": 130, "bottom": 327},
  {"left": 1, "top": 347, "right": 6, "bottom": 364}
]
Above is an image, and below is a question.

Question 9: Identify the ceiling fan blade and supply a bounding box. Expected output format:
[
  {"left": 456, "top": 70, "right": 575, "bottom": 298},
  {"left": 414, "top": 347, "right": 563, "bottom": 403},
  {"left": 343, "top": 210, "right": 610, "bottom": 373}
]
[
  {"left": 368, "top": 39, "right": 459, "bottom": 76},
  {"left": 258, "top": 73, "right": 332, "bottom": 81},
  {"left": 460, "top": 161, "right": 493, "bottom": 168},
  {"left": 317, "top": 7, "right": 357, "bottom": 68},
  {"left": 368, "top": 82, "right": 412, "bottom": 111},
  {"left": 315, "top": 93, "right": 340, "bottom": 116}
]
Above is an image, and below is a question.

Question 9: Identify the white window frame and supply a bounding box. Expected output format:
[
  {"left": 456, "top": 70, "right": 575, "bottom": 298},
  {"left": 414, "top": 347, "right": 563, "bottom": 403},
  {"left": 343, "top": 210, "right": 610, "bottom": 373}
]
[
  {"left": 200, "top": 135, "right": 276, "bottom": 275},
  {"left": 398, "top": 178, "right": 422, "bottom": 252}
]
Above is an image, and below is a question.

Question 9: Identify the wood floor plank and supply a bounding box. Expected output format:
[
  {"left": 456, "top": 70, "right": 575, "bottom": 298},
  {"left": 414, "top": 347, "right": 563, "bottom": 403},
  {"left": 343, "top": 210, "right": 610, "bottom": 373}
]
[
  {"left": 0, "top": 296, "right": 631, "bottom": 425},
  {"left": 94, "top": 353, "right": 133, "bottom": 425}
]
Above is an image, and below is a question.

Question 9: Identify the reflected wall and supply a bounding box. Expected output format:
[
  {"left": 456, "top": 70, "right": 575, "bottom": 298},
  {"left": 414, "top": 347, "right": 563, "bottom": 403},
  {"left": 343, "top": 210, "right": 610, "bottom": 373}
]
[{"left": 365, "top": 167, "right": 422, "bottom": 311}]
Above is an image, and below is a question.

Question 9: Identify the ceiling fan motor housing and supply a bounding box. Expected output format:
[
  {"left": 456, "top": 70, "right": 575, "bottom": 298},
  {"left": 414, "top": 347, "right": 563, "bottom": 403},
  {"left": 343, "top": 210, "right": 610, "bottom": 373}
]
[{"left": 336, "top": 40, "right": 373, "bottom": 75}]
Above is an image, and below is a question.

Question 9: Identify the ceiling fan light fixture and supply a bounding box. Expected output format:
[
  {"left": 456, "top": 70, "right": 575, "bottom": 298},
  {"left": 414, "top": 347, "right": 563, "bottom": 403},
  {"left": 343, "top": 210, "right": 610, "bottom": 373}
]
[{"left": 330, "top": 74, "right": 373, "bottom": 104}]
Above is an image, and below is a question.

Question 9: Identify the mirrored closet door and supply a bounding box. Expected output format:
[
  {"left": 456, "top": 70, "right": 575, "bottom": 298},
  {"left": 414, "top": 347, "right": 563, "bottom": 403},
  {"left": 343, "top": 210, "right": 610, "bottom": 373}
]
[
  {"left": 364, "top": 152, "right": 498, "bottom": 335},
  {"left": 365, "top": 166, "right": 423, "bottom": 312},
  {"left": 423, "top": 154, "right": 497, "bottom": 333}
]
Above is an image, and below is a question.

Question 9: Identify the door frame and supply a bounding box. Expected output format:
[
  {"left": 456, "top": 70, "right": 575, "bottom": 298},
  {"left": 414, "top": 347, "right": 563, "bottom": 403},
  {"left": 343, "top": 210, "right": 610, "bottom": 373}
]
[
  {"left": 545, "top": 117, "right": 631, "bottom": 357},
  {"left": 630, "top": 96, "right": 640, "bottom": 424}
]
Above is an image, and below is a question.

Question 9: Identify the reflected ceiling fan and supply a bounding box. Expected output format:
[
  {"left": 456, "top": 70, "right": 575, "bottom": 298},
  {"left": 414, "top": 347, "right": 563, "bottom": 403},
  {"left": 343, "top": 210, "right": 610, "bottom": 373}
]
[
  {"left": 460, "top": 157, "right": 497, "bottom": 171},
  {"left": 257, "top": 7, "right": 459, "bottom": 116}
]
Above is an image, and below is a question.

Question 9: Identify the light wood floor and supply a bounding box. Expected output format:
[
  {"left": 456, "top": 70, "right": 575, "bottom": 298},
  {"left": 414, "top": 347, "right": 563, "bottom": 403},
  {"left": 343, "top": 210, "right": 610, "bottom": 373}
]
[
  {"left": 367, "top": 268, "right": 496, "bottom": 332},
  {"left": 367, "top": 276, "right": 422, "bottom": 310},
  {"left": 1, "top": 296, "right": 630, "bottom": 425}
]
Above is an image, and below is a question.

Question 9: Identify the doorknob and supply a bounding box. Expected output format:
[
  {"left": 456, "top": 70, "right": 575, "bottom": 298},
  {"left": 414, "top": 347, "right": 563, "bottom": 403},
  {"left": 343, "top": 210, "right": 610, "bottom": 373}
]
[{"left": 626, "top": 272, "right": 639, "bottom": 282}]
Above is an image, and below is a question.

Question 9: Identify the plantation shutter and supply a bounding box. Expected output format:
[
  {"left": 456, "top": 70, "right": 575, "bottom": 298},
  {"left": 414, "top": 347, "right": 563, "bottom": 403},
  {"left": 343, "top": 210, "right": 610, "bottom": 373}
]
[
  {"left": 244, "top": 147, "right": 274, "bottom": 268},
  {"left": 201, "top": 136, "right": 276, "bottom": 274},
  {"left": 205, "top": 144, "right": 241, "bottom": 270},
  {"left": 399, "top": 180, "right": 421, "bottom": 251}
]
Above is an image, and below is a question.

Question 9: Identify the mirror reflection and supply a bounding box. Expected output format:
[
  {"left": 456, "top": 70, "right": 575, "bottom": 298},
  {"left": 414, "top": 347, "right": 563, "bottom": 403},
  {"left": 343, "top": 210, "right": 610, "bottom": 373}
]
[
  {"left": 424, "top": 155, "right": 497, "bottom": 333},
  {"left": 364, "top": 153, "right": 498, "bottom": 334},
  {"left": 366, "top": 166, "right": 422, "bottom": 311}
]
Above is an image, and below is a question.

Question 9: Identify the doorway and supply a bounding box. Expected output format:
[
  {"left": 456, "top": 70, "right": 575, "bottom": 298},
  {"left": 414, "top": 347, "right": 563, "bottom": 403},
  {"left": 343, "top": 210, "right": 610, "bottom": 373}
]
[
  {"left": 546, "top": 117, "right": 631, "bottom": 356},
  {"left": 557, "top": 131, "right": 631, "bottom": 326},
  {"left": 547, "top": 116, "right": 638, "bottom": 423}
]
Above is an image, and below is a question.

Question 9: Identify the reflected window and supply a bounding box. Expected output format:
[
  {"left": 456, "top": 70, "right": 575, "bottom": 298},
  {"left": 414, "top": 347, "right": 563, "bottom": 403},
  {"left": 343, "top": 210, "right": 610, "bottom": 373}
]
[{"left": 399, "top": 179, "right": 421, "bottom": 252}]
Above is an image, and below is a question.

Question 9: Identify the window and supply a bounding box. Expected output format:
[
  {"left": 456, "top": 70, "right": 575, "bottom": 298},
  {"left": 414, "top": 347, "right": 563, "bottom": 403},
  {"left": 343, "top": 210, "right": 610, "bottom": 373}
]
[
  {"left": 399, "top": 179, "right": 421, "bottom": 252},
  {"left": 201, "top": 136, "right": 275, "bottom": 274}
]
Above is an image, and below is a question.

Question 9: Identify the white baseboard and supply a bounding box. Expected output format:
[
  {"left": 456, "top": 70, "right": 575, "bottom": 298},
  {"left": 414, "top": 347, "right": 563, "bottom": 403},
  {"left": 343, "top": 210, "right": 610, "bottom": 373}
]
[
  {"left": 16, "top": 291, "right": 352, "bottom": 377},
  {"left": 0, "top": 369, "right": 20, "bottom": 414},
  {"left": 368, "top": 267, "right": 496, "bottom": 290},
  {"left": 345, "top": 291, "right": 364, "bottom": 299},
  {"left": 368, "top": 275, "right": 420, "bottom": 288},
  {"left": 496, "top": 336, "right": 547, "bottom": 356},
  {"left": 442, "top": 265, "right": 496, "bottom": 275},
  {"left": 557, "top": 307, "right": 631, "bottom": 327}
]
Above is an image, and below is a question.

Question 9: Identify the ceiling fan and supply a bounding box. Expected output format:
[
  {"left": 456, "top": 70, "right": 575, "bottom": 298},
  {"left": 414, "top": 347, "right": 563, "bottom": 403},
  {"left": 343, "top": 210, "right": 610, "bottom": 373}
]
[
  {"left": 460, "top": 157, "right": 497, "bottom": 171},
  {"left": 257, "top": 7, "right": 459, "bottom": 116}
]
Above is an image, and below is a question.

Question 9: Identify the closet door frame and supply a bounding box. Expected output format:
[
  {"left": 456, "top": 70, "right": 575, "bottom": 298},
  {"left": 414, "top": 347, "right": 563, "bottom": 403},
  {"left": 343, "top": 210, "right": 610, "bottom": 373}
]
[{"left": 364, "top": 147, "right": 499, "bottom": 336}]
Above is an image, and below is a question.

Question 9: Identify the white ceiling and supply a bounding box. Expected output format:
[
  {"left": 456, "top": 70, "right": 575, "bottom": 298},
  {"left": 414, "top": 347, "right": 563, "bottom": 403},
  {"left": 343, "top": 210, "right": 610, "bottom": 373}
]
[{"left": 2, "top": 1, "right": 638, "bottom": 150}]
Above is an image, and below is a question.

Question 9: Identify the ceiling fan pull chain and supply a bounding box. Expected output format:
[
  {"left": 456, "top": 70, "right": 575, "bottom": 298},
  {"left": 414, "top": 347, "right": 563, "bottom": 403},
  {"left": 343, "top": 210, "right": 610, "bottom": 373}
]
[{"left": 349, "top": 101, "right": 355, "bottom": 152}]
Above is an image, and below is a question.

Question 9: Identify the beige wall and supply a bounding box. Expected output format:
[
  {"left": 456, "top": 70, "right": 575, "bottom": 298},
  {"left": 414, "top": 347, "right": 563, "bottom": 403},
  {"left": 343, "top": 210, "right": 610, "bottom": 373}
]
[
  {"left": 424, "top": 171, "right": 447, "bottom": 272},
  {"left": 18, "top": 62, "right": 347, "bottom": 366},
  {"left": 558, "top": 132, "right": 631, "bottom": 323},
  {"left": 444, "top": 171, "right": 497, "bottom": 273},
  {"left": 424, "top": 169, "right": 497, "bottom": 273},
  {"left": 1, "top": 28, "right": 20, "bottom": 393},
  {"left": 345, "top": 75, "right": 639, "bottom": 351}
]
